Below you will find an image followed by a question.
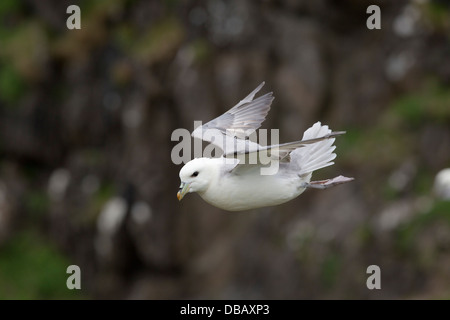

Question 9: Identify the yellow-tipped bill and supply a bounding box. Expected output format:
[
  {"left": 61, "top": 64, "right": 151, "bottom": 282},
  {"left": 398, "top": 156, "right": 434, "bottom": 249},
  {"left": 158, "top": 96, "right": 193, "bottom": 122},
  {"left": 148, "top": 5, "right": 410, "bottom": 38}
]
[{"left": 177, "top": 182, "right": 191, "bottom": 201}]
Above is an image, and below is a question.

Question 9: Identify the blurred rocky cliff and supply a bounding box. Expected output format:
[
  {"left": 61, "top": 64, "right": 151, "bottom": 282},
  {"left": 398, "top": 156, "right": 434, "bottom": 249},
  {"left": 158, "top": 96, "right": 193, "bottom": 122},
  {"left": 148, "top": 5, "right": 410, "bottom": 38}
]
[{"left": 0, "top": 0, "right": 449, "bottom": 299}]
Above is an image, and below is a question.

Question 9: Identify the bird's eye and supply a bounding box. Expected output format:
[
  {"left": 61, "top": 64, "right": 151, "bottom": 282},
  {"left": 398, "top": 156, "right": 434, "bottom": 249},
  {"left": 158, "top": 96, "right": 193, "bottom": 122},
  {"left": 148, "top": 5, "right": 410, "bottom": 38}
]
[{"left": 191, "top": 171, "right": 199, "bottom": 177}]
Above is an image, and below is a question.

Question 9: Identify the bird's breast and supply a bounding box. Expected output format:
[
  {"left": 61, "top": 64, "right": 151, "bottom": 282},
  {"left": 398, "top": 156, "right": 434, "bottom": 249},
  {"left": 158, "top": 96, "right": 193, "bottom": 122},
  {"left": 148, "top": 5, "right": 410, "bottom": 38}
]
[{"left": 199, "top": 173, "right": 306, "bottom": 211}]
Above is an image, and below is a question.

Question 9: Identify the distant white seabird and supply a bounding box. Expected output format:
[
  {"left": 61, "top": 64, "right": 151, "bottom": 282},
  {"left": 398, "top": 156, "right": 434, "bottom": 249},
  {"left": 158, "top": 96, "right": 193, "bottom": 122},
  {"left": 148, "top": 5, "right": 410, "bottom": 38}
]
[{"left": 177, "top": 82, "right": 354, "bottom": 211}]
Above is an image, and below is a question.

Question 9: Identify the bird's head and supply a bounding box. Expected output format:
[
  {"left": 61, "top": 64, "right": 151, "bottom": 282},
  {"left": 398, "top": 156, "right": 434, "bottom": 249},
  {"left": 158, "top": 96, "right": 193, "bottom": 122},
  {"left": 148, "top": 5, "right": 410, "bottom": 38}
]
[{"left": 177, "top": 158, "right": 216, "bottom": 201}]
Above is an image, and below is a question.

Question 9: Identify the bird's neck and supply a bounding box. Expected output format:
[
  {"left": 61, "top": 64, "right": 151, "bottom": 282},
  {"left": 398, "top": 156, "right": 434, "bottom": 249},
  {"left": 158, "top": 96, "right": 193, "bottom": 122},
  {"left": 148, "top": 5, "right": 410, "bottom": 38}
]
[{"left": 198, "top": 158, "right": 222, "bottom": 195}]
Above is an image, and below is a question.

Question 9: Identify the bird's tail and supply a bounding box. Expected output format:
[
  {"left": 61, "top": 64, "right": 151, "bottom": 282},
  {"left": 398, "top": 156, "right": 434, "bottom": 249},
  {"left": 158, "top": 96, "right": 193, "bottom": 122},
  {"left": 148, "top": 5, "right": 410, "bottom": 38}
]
[{"left": 290, "top": 122, "right": 338, "bottom": 176}]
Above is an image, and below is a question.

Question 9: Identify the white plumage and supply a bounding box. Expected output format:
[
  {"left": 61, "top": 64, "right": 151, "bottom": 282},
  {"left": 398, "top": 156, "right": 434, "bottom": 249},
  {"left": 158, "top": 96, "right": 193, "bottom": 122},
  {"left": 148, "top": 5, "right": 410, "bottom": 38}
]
[{"left": 177, "top": 82, "right": 353, "bottom": 211}]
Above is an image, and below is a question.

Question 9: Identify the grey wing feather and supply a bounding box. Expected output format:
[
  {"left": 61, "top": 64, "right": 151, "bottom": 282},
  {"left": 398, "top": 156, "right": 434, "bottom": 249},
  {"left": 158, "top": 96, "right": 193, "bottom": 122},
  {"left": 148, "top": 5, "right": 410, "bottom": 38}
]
[
  {"left": 225, "top": 131, "right": 346, "bottom": 161},
  {"left": 191, "top": 82, "right": 274, "bottom": 153}
]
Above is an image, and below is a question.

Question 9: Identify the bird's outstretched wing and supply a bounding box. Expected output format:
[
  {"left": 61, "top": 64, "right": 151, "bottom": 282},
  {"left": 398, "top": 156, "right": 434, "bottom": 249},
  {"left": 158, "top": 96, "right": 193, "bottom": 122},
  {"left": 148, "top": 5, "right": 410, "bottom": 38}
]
[
  {"left": 226, "top": 131, "right": 346, "bottom": 163},
  {"left": 191, "top": 82, "right": 274, "bottom": 155}
]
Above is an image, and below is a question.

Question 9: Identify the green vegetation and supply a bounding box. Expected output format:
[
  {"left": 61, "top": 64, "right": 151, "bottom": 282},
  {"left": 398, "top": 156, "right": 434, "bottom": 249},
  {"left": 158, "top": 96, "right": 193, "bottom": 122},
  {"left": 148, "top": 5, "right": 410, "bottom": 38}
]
[
  {"left": 396, "top": 200, "right": 450, "bottom": 254},
  {"left": 0, "top": 0, "right": 21, "bottom": 16},
  {"left": 422, "top": 1, "right": 450, "bottom": 32},
  {"left": 81, "top": 181, "right": 116, "bottom": 226},
  {"left": 129, "top": 17, "right": 184, "bottom": 64},
  {"left": 320, "top": 253, "right": 341, "bottom": 289},
  {"left": 190, "top": 38, "right": 213, "bottom": 64},
  {"left": 0, "top": 62, "right": 26, "bottom": 105},
  {"left": 0, "top": 231, "right": 83, "bottom": 299},
  {"left": 25, "top": 190, "right": 50, "bottom": 221},
  {"left": 390, "top": 80, "right": 450, "bottom": 128}
]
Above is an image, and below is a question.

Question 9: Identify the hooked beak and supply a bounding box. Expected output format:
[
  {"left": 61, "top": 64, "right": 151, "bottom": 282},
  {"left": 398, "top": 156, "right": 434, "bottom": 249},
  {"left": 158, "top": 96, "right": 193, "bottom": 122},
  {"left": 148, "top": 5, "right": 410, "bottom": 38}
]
[{"left": 177, "top": 182, "right": 191, "bottom": 201}]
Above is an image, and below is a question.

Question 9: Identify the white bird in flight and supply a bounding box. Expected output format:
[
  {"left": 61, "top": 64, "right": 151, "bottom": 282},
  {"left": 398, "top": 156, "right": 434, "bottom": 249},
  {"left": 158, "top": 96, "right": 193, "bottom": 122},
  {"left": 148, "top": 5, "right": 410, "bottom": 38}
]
[{"left": 177, "top": 82, "right": 353, "bottom": 211}]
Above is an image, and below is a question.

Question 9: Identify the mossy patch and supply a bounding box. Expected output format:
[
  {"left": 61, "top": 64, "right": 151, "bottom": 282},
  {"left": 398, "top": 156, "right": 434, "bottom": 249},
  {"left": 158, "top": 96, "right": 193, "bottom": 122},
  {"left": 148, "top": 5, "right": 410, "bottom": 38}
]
[{"left": 0, "top": 230, "right": 84, "bottom": 299}]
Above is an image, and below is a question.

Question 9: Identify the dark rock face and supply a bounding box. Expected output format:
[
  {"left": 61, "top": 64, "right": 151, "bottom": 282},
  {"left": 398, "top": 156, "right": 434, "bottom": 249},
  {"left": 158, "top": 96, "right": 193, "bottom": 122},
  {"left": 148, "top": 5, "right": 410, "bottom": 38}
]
[{"left": 0, "top": 0, "right": 449, "bottom": 299}]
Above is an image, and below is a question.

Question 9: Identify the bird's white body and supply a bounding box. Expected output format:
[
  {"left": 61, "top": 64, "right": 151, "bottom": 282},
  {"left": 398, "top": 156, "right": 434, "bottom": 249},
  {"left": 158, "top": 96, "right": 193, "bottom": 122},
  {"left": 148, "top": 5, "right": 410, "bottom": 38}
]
[
  {"left": 177, "top": 82, "right": 353, "bottom": 211},
  {"left": 192, "top": 158, "right": 311, "bottom": 211}
]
